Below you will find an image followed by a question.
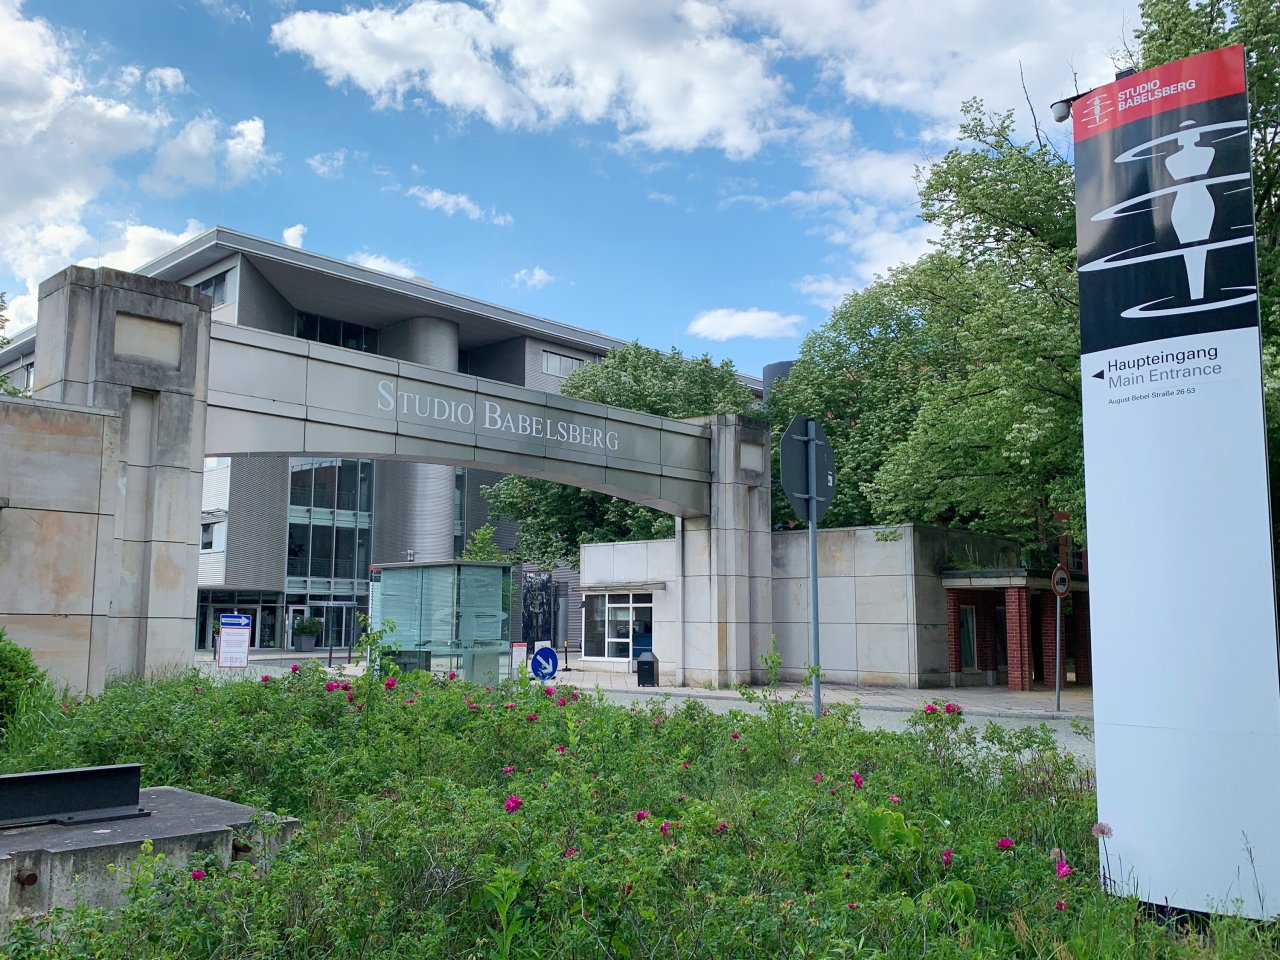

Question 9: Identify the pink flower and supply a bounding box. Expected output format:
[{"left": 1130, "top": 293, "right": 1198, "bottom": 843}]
[
  {"left": 324, "top": 681, "right": 338, "bottom": 692},
  {"left": 713, "top": 821, "right": 728, "bottom": 834},
  {"left": 260, "top": 675, "right": 271, "bottom": 683},
  {"left": 384, "top": 677, "right": 397, "bottom": 690},
  {"left": 1092, "top": 821, "right": 1113, "bottom": 839},
  {"left": 847, "top": 902, "right": 859, "bottom": 910},
  {"left": 447, "top": 670, "right": 457, "bottom": 680},
  {"left": 942, "top": 848, "right": 953, "bottom": 867},
  {"left": 570, "top": 691, "right": 580, "bottom": 701},
  {"left": 468, "top": 703, "right": 478, "bottom": 711},
  {"left": 660, "top": 821, "right": 672, "bottom": 837},
  {"left": 340, "top": 682, "right": 351, "bottom": 691},
  {"left": 290, "top": 663, "right": 300, "bottom": 673},
  {"left": 504, "top": 795, "right": 523, "bottom": 813},
  {"left": 945, "top": 702, "right": 961, "bottom": 715},
  {"left": 924, "top": 703, "right": 939, "bottom": 714},
  {"left": 544, "top": 686, "right": 556, "bottom": 696},
  {"left": 681, "top": 761, "right": 690, "bottom": 769},
  {"left": 813, "top": 773, "right": 824, "bottom": 784},
  {"left": 502, "top": 765, "right": 515, "bottom": 775},
  {"left": 851, "top": 772, "right": 864, "bottom": 789},
  {"left": 190, "top": 868, "right": 206, "bottom": 880},
  {"left": 888, "top": 795, "right": 901, "bottom": 804},
  {"left": 1055, "top": 900, "right": 1067, "bottom": 911},
  {"left": 555, "top": 744, "right": 566, "bottom": 753},
  {"left": 347, "top": 691, "right": 354, "bottom": 702},
  {"left": 556, "top": 697, "right": 567, "bottom": 706},
  {"left": 730, "top": 731, "right": 741, "bottom": 740},
  {"left": 634, "top": 810, "right": 650, "bottom": 822},
  {"left": 829, "top": 788, "right": 836, "bottom": 795},
  {"left": 526, "top": 713, "right": 539, "bottom": 722},
  {"left": 997, "top": 837, "right": 1014, "bottom": 850},
  {"left": 1056, "top": 859, "right": 1074, "bottom": 878},
  {"left": 503, "top": 702, "right": 516, "bottom": 709},
  {"left": 563, "top": 847, "right": 579, "bottom": 858}
]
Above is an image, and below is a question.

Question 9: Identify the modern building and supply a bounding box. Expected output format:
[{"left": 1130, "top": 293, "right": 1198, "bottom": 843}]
[{"left": 128, "top": 227, "right": 648, "bottom": 656}]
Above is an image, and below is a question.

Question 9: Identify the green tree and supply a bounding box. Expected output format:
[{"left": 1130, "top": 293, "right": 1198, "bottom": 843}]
[
  {"left": 483, "top": 342, "right": 757, "bottom": 567},
  {"left": 458, "top": 523, "right": 508, "bottom": 561},
  {"left": 0, "top": 292, "right": 17, "bottom": 397}
]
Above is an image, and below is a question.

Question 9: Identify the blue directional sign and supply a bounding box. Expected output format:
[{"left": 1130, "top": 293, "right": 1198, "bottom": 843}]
[
  {"left": 530, "top": 646, "right": 559, "bottom": 681},
  {"left": 220, "top": 614, "right": 251, "bottom": 628}
]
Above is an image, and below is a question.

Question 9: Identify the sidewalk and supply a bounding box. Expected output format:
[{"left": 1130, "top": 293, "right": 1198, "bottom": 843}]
[
  {"left": 194, "top": 651, "right": 1093, "bottom": 722},
  {"left": 557, "top": 659, "right": 1093, "bottom": 722}
]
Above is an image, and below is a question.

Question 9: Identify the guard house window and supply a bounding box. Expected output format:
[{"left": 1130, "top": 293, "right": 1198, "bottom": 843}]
[
  {"left": 196, "top": 271, "right": 229, "bottom": 307},
  {"left": 582, "top": 593, "right": 653, "bottom": 661},
  {"left": 542, "top": 350, "right": 585, "bottom": 378},
  {"left": 200, "top": 523, "right": 215, "bottom": 551}
]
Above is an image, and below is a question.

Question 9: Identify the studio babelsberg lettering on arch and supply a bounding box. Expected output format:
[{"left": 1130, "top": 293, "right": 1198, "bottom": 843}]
[{"left": 377, "top": 379, "right": 621, "bottom": 451}]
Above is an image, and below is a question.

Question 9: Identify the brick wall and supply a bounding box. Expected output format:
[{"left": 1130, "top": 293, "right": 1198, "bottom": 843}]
[{"left": 1004, "top": 586, "right": 1032, "bottom": 691}]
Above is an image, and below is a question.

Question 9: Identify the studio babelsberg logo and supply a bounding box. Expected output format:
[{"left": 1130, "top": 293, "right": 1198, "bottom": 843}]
[{"left": 1075, "top": 45, "right": 1260, "bottom": 353}]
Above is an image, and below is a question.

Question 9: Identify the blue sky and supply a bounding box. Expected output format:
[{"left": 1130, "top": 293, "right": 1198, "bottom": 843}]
[{"left": 3, "top": 0, "right": 1138, "bottom": 377}]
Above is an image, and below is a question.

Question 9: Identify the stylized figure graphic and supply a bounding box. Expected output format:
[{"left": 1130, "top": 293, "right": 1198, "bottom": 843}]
[{"left": 1079, "top": 118, "right": 1255, "bottom": 318}]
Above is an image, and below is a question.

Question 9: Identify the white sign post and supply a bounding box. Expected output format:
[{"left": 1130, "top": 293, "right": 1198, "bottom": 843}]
[{"left": 216, "top": 613, "right": 252, "bottom": 669}]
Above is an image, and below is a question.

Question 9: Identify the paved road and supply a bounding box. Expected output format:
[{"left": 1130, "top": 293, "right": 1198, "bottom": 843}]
[{"left": 599, "top": 690, "right": 1097, "bottom": 768}]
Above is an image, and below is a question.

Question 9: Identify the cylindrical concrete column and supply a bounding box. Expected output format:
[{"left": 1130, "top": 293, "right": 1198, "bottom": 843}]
[{"left": 373, "top": 317, "right": 461, "bottom": 565}]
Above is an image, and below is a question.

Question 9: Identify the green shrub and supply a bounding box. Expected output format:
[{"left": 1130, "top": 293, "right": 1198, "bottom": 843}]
[{"left": 0, "top": 627, "right": 44, "bottom": 731}]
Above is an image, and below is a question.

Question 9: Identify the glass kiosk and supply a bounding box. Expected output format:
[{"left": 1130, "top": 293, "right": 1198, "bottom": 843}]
[{"left": 372, "top": 561, "right": 513, "bottom": 684}]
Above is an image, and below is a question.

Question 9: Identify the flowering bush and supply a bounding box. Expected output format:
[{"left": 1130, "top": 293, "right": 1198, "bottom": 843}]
[{"left": 2, "top": 669, "right": 1276, "bottom": 958}]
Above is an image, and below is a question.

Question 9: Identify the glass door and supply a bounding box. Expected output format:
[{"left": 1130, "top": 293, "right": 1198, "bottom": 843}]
[
  {"left": 606, "top": 597, "right": 631, "bottom": 659},
  {"left": 959, "top": 606, "right": 977, "bottom": 671}
]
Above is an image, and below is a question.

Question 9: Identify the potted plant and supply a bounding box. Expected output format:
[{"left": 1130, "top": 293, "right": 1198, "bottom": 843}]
[{"left": 292, "top": 617, "right": 324, "bottom": 652}]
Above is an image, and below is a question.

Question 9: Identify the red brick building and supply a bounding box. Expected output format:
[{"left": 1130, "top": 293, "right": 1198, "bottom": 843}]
[{"left": 942, "top": 568, "right": 1090, "bottom": 692}]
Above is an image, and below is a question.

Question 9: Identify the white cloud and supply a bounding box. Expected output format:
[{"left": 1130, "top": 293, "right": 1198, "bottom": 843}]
[
  {"left": 347, "top": 250, "right": 417, "bottom": 279},
  {"left": 282, "top": 223, "right": 307, "bottom": 248},
  {"left": 141, "top": 114, "right": 278, "bottom": 195},
  {"left": 407, "top": 184, "right": 512, "bottom": 225},
  {"left": 513, "top": 266, "right": 553, "bottom": 289},
  {"left": 145, "top": 66, "right": 187, "bottom": 96},
  {"left": 198, "top": 1, "right": 251, "bottom": 24},
  {"left": 306, "top": 148, "right": 347, "bottom": 178},
  {"left": 0, "top": 2, "right": 168, "bottom": 325},
  {"left": 270, "top": 0, "right": 787, "bottom": 158},
  {"left": 85, "top": 219, "right": 207, "bottom": 272},
  {"left": 647, "top": 191, "right": 677, "bottom": 205},
  {"left": 224, "top": 117, "right": 279, "bottom": 185},
  {"left": 687, "top": 307, "right": 804, "bottom": 341},
  {"left": 141, "top": 115, "right": 220, "bottom": 195},
  {"left": 794, "top": 274, "right": 856, "bottom": 311}
]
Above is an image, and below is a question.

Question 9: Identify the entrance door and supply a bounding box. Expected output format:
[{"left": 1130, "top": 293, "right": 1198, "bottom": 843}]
[{"left": 287, "top": 606, "right": 311, "bottom": 648}]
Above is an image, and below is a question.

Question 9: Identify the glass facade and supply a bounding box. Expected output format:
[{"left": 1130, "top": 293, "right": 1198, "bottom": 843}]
[{"left": 295, "top": 311, "right": 380, "bottom": 353}]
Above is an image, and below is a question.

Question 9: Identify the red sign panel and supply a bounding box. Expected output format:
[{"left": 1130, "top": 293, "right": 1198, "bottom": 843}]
[{"left": 1074, "top": 45, "right": 1246, "bottom": 142}]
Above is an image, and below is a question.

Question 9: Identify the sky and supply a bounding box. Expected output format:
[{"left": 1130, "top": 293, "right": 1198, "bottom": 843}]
[{"left": 2, "top": 0, "right": 1141, "bottom": 377}]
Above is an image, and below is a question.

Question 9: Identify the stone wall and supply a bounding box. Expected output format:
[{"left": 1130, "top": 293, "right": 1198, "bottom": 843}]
[{"left": 0, "top": 397, "right": 121, "bottom": 692}]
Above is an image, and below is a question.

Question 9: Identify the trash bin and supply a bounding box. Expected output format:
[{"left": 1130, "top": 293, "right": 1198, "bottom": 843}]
[{"left": 636, "top": 651, "right": 658, "bottom": 688}]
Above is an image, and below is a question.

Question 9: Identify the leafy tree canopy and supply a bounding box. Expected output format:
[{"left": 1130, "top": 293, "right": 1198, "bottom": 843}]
[{"left": 483, "top": 342, "right": 757, "bottom": 567}]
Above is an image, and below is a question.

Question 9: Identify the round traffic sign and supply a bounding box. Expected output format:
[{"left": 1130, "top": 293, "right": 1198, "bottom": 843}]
[
  {"left": 530, "top": 646, "right": 559, "bottom": 681},
  {"left": 1051, "top": 565, "right": 1071, "bottom": 598}
]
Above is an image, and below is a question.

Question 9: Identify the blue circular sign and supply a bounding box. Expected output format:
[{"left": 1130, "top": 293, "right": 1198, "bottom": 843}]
[{"left": 530, "top": 646, "right": 559, "bottom": 681}]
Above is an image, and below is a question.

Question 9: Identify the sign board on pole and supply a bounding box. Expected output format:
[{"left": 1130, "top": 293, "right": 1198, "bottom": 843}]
[
  {"left": 779, "top": 415, "right": 835, "bottom": 523},
  {"left": 510, "top": 642, "right": 528, "bottom": 679},
  {"left": 530, "top": 646, "right": 559, "bottom": 682},
  {"left": 216, "top": 613, "right": 252, "bottom": 669},
  {"left": 1074, "top": 44, "right": 1280, "bottom": 917},
  {"left": 1050, "top": 566, "right": 1071, "bottom": 598}
]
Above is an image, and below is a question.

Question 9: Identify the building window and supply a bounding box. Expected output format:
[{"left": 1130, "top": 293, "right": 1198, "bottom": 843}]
[
  {"left": 295, "top": 312, "right": 380, "bottom": 353},
  {"left": 196, "top": 271, "right": 229, "bottom": 307},
  {"left": 200, "top": 523, "right": 215, "bottom": 551},
  {"left": 542, "top": 350, "right": 585, "bottom": 378},
  {"left": 22, "top": 362, "right": 35, "bottom": 390},
  {"left": 582, "top": 592, "right": 653, "bottom": 660}
]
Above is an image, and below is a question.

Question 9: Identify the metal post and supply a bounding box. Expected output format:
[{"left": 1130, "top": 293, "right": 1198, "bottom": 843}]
[
  {"left": 1054, "top": 594, "right": 1062, "bottom": 712},
  {"left": 807, "top": 418, "right": 822, "bottom": 718}
]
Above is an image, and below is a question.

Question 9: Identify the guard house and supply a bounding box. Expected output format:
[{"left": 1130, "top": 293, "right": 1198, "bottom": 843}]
[{"left": 371, "top": 561, "right": 513, "bottom": 683}]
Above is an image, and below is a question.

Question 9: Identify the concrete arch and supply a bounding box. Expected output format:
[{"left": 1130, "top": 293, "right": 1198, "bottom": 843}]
[{"left": 207, "top": 322, "right": 714, "bottom": 517}]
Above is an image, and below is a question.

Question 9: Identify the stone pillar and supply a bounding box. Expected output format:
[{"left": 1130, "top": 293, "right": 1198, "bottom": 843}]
[
  {"left": 1039, "top": 589, "right": 1064, "bottom": 690},
  {"left": 1004, "top": 585, "right": 1032, "bottom": 691},
  {"left": 946, "top": 589, "right": 962, "bottom": 683},
  {"left": 33, "top": 266, "right": 209, "bottom": 687},
  {"left": 373, "top": 317, "right": 460, "bottom": 564},
  {"left": 678, "top": 415, "right": 772, "bottom": 687}
]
